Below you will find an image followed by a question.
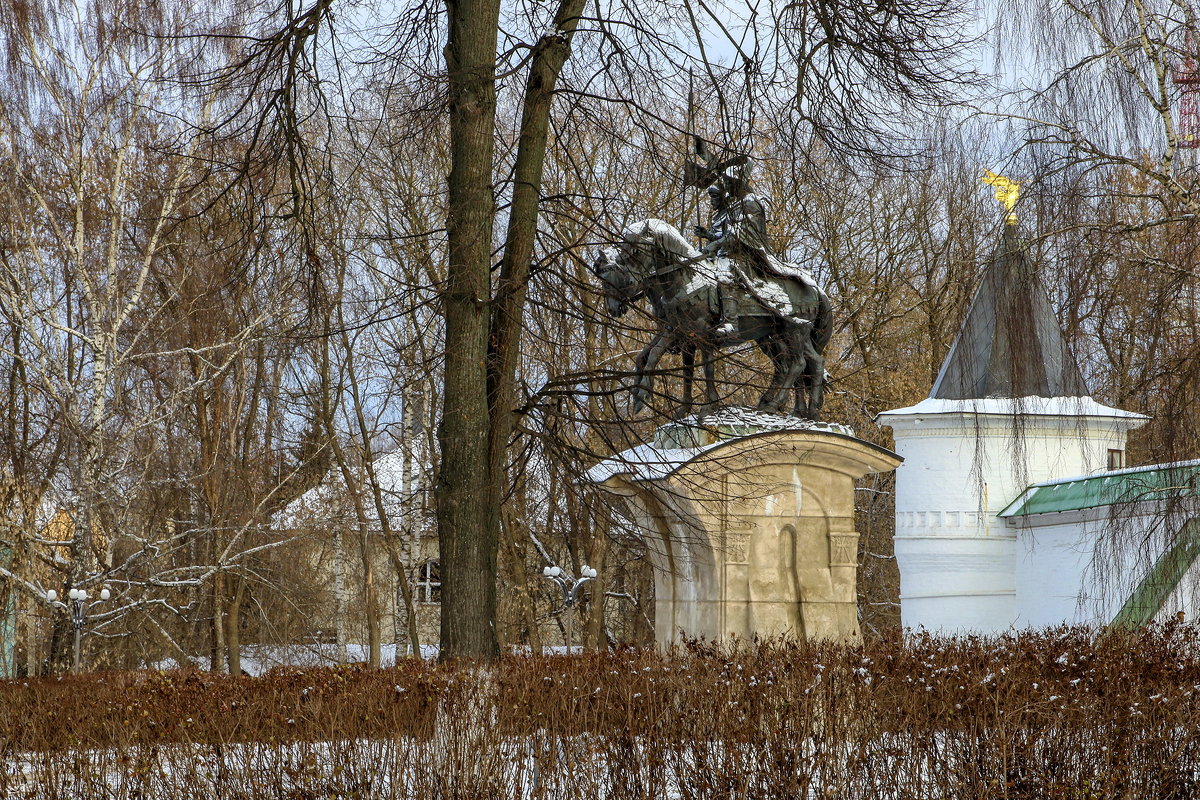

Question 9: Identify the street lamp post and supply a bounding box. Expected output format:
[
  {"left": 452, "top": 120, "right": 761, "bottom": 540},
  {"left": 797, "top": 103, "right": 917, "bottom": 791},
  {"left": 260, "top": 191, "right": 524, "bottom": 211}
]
[
  {"left": 45, "top": 586, "right": 110, "bottom": 673},
  {"left": 540, "top": 565, "right": 597, "bottom": 654}
]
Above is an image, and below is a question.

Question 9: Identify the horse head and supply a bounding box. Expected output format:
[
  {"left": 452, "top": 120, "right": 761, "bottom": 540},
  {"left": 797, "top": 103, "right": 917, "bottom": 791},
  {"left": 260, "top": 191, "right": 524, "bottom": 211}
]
[
  {"left": 592, "top": 246, "right": 640, "bottom": 318},
  {"left": 593, "top": 219, "right": 703, "bottom": 320}
]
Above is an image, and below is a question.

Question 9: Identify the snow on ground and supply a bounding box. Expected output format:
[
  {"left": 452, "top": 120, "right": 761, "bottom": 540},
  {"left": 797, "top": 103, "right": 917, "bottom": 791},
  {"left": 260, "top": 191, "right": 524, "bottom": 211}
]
[
  {"left": 0, "top": 735, "right": 837, "bottom": 800},
  {"left": 151, "top": 643, "right": 589, "bottom": 673},
  {"left": 151, "top": 643, "right": 440, "bottom": 673}
]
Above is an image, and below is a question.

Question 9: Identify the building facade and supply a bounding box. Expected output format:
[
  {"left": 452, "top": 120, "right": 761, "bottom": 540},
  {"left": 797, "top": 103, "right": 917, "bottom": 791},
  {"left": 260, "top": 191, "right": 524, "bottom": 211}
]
[{"left": 880, "top": 222, "right": 1200, "bottom": 633}]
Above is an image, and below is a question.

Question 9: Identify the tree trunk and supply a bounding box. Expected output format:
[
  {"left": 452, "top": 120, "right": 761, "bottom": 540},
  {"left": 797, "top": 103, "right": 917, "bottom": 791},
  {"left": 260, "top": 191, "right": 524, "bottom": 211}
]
[
  {"left": 381, "top": 534, "right": 420, "bottom": 658},
  {"left": 439, "top": 0, "right": 586, "bottom": 661},
  {"left": 583, "top": 533, "right": 609, "bottom": 650},
  {"left": 45, "top": 612, "right": 71, "bottom": 674},
  {"left": 437, "top": 0, "right": 504, "bottom": 660},
  {"left": 211, "top": 571, "right": 227, "bottom": 673},
  {"left": 358, "top": 527, "right": 382, "bottom": 667},
  {"left": 396, "top": 393, "right": 423, "bottom": 656},
  {"left": 486, "top": 0, "right": 587, "bottom": 452},
  {"left": 484, "top": 0, "right": 587, "bottom": 651},
  {"left": 327, "top": 434, "right": 383, "bottom": 668},
  {"left": 226, "top": 576, "right": 245, "bottom": 675},
  {"left": 500, "top": 512, "right": 541, "bottom": 655}
]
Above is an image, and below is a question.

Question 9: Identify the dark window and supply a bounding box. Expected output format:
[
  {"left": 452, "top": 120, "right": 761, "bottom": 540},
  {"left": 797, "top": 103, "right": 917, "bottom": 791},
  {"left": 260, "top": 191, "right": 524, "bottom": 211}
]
[
  {"left": 1108, "top": 449, "right": 1125, "bottom": 471},
  {"left": 415, "top": 561, "right": 441, "bottom": 604}
]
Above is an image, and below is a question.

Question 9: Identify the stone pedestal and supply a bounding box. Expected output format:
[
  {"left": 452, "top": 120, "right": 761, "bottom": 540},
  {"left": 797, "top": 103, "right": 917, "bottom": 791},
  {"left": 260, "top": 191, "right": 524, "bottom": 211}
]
[{"left": 589, "top": 414, "right": 901, "bottom": 645}]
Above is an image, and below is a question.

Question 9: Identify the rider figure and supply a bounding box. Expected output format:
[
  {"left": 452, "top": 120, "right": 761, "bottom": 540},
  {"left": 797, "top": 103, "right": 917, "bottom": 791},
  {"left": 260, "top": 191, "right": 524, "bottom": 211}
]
[
  {"left": 694, "top": 184, "right": 742, "bottom": 337},
  {"left": 695, "top": 163, "right": 773, "bottom": 337},
  {"left": 695, "top": 184, "right": 729, "bottom": 255}
]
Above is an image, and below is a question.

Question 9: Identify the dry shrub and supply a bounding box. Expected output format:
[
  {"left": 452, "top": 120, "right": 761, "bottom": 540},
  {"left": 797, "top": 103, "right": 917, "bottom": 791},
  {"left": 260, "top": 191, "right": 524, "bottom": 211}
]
[
  {"left": 0, "top": 660, "right": 445, "bottom": 751},
  {"left": 2, "top": 625, "right": 1200, "bottom": 798}
]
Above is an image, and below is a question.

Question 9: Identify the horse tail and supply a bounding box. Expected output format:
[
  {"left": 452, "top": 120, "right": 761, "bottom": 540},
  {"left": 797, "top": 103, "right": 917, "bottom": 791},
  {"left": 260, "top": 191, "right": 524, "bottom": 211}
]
[{"left": 812, "top": 290, "right": 834, "bottom": 355}]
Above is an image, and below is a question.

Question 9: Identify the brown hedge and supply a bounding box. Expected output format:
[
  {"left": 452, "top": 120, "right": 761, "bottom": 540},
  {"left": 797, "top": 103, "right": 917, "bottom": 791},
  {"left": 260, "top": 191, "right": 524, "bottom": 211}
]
[{"left": 2, "top": 625, "right": 1199, "bottom": 799}]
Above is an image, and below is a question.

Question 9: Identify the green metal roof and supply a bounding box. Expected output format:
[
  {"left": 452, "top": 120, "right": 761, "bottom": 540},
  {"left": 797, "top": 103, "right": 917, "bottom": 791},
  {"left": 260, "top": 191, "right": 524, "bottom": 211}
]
[{"left": 1000, "top": 460, "right": 1200, "bottom": 517}]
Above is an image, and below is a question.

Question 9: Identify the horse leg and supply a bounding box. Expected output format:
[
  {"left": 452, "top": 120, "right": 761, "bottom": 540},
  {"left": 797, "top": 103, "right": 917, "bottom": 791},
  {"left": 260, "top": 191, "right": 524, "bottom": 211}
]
[
  {"left": 755, "top": 335, "right": 790, "bottom": 413},
  {"left": 766, "top": 320, "right": 813, "bottom": 417},
  {"left": 676, "top": 342, "right": 695, "bottom": 420},
  {"left": 701, "top": 345, "right": 718, "bottom": 411},
  {"left": 632, "top": 329, "right": 672, "bottom": 413},
  {"left": 793, "top": 356, "right": 809, "bottom": 418},
  {"left": 793, "top": 343, "right": 826, "bottom": 420},
  {"left": 808, "top": 355, "right": 827, "bottom": 419},
  {"left": 779, "top": 340, "right": 808, "bottom": 417},
  {"left": 782, "top": 323, "right": 820, "bottom": 419}
]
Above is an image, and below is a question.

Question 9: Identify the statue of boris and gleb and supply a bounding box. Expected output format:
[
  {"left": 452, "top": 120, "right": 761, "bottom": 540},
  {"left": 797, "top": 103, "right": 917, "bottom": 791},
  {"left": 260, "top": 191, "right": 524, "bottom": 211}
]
[{"left": 593, "top": 140, "right": 833, "bottom": 420}]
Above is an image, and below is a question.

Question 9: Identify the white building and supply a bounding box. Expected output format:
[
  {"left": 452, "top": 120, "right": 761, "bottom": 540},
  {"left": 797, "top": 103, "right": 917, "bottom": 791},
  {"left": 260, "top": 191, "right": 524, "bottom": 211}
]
[{"left": 878, "top": 222, "right": 1200, "bottom": 633}]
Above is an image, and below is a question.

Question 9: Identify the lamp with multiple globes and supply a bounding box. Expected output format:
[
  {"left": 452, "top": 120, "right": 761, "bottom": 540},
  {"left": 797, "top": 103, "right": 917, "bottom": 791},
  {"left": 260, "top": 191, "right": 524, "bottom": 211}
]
[
  {"left": 539, "top": 563, "right": 597, "bottom": 654},
  {"left": 44, "top": 584, "right": 112, "bottom": 673}
]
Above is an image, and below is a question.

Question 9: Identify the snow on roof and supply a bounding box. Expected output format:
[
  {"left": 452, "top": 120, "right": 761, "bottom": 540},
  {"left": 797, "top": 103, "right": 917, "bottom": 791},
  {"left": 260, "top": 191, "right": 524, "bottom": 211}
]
[
  {"left": 273, "top": 450, "right": 418, "bottom": 530},
  {"left": 586, "top": 413, "right": 858, "bottom": 484},
  {"left": 585, "top": 442, "right": 709, "bottom": 484},
  {"left": 1028, "top": 458, "right": 1200, "bottom": 489},
  {"left": 877, "top": 395, "right": 1147, "bottom": 420}
]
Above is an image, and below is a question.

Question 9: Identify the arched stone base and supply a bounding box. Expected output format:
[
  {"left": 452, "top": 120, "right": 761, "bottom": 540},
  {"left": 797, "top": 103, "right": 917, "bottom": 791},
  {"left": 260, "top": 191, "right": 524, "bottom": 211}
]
[{"left": 591, "top": 425, "right": 901, "bottom": 645}]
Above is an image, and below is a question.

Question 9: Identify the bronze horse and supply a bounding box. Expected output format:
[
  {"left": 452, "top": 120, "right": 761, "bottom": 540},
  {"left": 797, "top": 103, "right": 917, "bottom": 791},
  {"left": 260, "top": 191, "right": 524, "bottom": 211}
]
[{"left": 593, "top": 218, "right": 831, "bottom": 419}]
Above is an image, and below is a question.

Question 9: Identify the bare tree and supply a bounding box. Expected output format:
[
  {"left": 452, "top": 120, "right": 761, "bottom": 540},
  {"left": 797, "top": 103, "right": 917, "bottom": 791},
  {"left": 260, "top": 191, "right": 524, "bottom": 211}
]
[{"left": 0, "top": 0, "right": 989, "bottom": 666}]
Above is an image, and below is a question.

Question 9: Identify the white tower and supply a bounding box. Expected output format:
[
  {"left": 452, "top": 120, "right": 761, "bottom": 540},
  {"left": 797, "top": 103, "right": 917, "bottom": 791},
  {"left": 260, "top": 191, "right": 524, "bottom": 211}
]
[{"left": 878, "top": 220, "right": 1146, "bottom": 634}]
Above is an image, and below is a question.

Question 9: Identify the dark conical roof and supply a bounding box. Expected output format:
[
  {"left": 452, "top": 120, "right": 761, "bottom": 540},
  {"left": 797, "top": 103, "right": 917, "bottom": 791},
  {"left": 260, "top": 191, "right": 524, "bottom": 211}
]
[{"left": 930, "top": 224, "right": 1088, "bottom": 400}]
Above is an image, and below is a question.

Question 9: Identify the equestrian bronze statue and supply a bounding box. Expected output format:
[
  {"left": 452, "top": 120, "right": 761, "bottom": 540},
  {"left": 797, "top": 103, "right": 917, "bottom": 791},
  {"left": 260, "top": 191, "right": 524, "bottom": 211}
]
[{"left": 593, "top": 157, "right": 833, "bottom": 420}]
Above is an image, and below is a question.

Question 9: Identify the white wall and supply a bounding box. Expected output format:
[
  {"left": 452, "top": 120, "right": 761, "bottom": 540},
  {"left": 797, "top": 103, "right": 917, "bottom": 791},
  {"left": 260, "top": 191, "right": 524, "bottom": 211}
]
[
  {"left": 879, "top": 397, "right": 1145, "bottom": 634},
  {"left": 1013, "top": 508, "right": 1200, "bottom": 627},
  {"left": 1012, "top": 514, "right": 1107, "bottom": 627}
]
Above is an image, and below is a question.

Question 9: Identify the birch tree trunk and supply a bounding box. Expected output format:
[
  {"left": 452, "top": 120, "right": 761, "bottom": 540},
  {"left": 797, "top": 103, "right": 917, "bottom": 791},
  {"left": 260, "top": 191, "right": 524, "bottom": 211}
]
[{"left": 334, "top": 527, "right": 348, "bottom": 665}]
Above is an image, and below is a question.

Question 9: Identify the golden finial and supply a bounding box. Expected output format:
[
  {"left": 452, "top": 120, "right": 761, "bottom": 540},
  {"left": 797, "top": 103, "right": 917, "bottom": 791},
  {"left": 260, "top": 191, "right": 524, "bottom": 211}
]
[{"left": 982, "top": 169, "right": 1020, "bottom": 224}]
